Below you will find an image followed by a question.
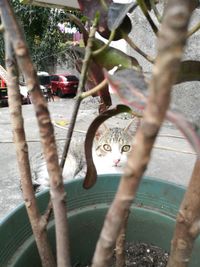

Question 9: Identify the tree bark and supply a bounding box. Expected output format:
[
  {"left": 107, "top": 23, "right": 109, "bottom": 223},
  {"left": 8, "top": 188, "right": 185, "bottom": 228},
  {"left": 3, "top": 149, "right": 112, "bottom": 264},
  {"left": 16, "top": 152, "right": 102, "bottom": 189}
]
[
  {"left": 115, "top": 210, "right": 129, "bottom": 267},
  {"left": 91, "top": 1, "right": 196, "bottom": 266},
  {"left": 167, "top": 159, "right": 200, "bottom": 267},
  {"left": 5, "top": 36, "right": 55, "bottom": 267},
  {"left": 0, "top": 1, "right": 71, "bottom": 266}
]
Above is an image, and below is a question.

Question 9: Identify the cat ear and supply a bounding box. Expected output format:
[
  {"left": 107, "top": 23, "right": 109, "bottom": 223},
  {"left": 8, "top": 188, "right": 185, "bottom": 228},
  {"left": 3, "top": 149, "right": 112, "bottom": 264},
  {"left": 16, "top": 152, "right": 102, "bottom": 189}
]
[
  {"left": 95, "top": 123, "right": 108, "bottom": 140},
  {"left": 124, "top": 117, "right": 141, "bottom": 132}
]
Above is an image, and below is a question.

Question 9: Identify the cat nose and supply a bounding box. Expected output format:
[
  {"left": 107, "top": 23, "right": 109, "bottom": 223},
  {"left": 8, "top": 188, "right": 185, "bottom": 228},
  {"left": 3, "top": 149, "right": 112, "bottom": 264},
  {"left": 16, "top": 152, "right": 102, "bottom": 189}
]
[{"left": 113, "top": 159, "right": 120, "bottom": 166}]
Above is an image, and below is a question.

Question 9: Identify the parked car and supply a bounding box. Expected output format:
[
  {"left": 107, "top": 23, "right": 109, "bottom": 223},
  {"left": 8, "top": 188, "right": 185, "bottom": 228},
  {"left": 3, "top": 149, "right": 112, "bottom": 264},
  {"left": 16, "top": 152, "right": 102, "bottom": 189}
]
[
  {"left": 50, "top": 74, "right": 79, "bottom": 97},
  {"left": 0, "top": 66, "right": 30, "bottom": 106},
  {"left": 0, "top": 83, "right": 30, "bottom": 107}
]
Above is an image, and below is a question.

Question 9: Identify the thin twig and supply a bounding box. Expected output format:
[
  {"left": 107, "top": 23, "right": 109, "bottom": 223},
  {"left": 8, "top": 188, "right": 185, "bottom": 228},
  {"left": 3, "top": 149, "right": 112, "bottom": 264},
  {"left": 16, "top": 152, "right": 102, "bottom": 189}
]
[
  {"left": 100, "top": 0, "right": 108, "bottom": 10},
  {"left": 79, "top": 79, "right": 108, "bottom": 99},
  {"left": 60, "top": 14, "right": 99, "bottom": 169},
  {"left": 41, "top": 201, "right": 53, "bottom": 230},
  {"left": 137, "top": 0, "right": 158, "bottom": 34},
  {"left": 187, "top": 21, "right": 200, "bottom": 37},
  {"left": 150, "top": 0, "right": 162, "bottom": 23},
  {"left": 92, "top": 30, "right": 116, "bottom": 56},
  {"left": 124, "top": 34, "right": 154, "bottom": 63},
  {"left": 0, "top": 24, "right": 4, "bottom": 32}
]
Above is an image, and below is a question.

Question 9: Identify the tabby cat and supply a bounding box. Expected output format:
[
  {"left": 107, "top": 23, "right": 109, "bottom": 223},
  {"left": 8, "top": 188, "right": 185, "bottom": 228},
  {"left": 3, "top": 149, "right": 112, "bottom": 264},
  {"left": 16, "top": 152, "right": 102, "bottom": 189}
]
[{"left": 32, "top": 122, "right": 135, "bottom": 192}]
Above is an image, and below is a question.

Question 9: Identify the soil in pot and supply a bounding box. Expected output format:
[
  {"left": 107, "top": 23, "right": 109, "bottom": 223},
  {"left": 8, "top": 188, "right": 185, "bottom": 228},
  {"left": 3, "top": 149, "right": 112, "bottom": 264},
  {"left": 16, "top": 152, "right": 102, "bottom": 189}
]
[{"left": 78, "top": 242, "right": 169, "bottom": 267}]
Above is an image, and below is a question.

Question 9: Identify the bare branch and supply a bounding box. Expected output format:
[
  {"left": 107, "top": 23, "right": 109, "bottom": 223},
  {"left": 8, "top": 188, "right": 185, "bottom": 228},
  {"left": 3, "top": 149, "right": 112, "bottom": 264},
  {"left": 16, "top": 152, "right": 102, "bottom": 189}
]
[
  {"left": 92, "top": 30, "right": 116, "bottom": 56},
  {"left": 137, "top": 0, "right": 158, "bottom": 34},
  {"left": 124, "top": 34, "right": 155, "bottom": 64},
  {"left": 150, "top": 0, "right": 162, "bottom": 23},
  {"left": 0, "top": 1, "right": 71, "bottom": 266},
  {"left": 115, "top": 210, "right": 129, "bottom": 267},
  {"left": 60, "top": 14, "right": 99, "bottom": 169},
  {"left": 187, "top": 21, "right": 200, "bottom": 37},
  {"left": 4, "top": 33, "right": 55, "bottom": 267},
  {"left": 167, "top": 160, "right": 200, "bottom": 267},
  {"left": 91, "top": 1, "right": 195, "bottom": 266},
  {"left": 80, "top": 79, "right": 108, "bottom": 99}
]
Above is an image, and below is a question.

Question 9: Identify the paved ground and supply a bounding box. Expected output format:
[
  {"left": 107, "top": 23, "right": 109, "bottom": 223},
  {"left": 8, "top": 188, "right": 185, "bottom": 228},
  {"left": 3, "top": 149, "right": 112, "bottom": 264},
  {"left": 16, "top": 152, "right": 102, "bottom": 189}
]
[{"left": 0, "top": 95, "right": 196, "bottom": 221}]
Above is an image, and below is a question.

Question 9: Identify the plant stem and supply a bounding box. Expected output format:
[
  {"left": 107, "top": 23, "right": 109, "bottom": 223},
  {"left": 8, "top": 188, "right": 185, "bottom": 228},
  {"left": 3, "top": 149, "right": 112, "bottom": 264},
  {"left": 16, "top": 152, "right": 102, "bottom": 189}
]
[
  {"left": 115, "top": 210, "right": 129, "bottom": 267},
  {"left": 187, "top": 21, "right": 200, "bottom": 37},
  {"left": 124, "top": 34, "right": 154, "bottom": 63},
  {"left": 79, "top": 79, "right": 108, "bottom": 99},
  {"left": 167, "top": 160, "right": 200, "bottom": 267},
  {"left": 60, "top": 14, "right": 99, "bottom": 169},
  {"left": 137, "top": 0, "right": 158, "bottom": 34},
  {"left": 5, "top": 35, "right": 55, "bottom": 267},
  {"left": 150, "top": 0, "right": 162, "bottom": 23},
  {"left": 92, "top": 30, "right": 116, "bottom": 56},
  {"left": 91, "top": 1, "right": 194, "bottom": 266},
  {"left": 100, "top": 0, "right": 108, "bottom": 10},
  {"left": 0, "top": 1, "right": 71, "bottom": 266}
]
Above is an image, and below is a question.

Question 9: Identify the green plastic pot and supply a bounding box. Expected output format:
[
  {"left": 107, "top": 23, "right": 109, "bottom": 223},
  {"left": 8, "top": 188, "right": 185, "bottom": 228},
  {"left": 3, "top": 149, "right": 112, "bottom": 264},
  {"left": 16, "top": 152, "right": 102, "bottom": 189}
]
[{"left": 0, "top": 174, "right": 200, "bottom": 266}]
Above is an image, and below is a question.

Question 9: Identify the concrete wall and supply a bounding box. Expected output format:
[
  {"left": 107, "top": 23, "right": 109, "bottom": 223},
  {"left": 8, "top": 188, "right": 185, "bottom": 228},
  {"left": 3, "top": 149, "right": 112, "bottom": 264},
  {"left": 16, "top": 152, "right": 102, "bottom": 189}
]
[
  {"left": 127, "top": 3, "right": 200, "bottom": 123},
  {"left": 57, "top": 3, "right": 200, "bottom": 123}
]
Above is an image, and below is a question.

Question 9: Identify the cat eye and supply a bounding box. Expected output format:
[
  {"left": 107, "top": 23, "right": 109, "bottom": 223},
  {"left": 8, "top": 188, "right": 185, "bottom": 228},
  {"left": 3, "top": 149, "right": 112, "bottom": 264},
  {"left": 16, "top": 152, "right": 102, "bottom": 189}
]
[
  {"left": 103, "top": 144, "right": 111, "bottom": 151},
  {"left": 122, "top": 145, "right": 131, "bottom": 152}
]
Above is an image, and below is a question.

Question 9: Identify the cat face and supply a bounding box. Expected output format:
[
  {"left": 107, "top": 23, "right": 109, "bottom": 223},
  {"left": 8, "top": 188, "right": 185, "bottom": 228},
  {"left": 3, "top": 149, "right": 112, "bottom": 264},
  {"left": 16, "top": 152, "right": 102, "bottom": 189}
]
[{"left": 93, "top": 127, "right": 133, "bottom": 169}]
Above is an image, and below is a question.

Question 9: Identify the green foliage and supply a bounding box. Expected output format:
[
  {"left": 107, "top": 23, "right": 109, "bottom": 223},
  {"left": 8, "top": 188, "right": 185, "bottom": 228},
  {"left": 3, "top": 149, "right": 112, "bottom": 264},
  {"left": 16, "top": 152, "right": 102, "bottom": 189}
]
[{"left": 0, "top": 0, "right": 82, "bottom": 71}]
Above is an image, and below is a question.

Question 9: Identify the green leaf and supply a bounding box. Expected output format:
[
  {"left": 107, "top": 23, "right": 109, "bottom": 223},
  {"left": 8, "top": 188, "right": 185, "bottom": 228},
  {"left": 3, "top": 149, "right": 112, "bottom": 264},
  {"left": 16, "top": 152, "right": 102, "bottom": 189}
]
[
  {"left": 108, "top": 2, "right": 137, "bottom": 31},
  {"left": 92, "top": 39, "right": 141, "bottom": 70},
  {"left": 105, "top": 68, "right": 147, "bottom": 115}
]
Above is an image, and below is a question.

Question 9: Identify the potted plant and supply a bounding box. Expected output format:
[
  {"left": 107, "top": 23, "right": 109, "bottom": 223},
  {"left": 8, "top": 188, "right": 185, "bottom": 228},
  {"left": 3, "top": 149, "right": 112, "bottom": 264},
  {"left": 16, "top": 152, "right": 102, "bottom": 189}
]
[
  {"left": 1, "top": 175, "right": 200, "bottom": 267},
  {"left": 0, "top": 1, "right": 200, "bottom": 267}
]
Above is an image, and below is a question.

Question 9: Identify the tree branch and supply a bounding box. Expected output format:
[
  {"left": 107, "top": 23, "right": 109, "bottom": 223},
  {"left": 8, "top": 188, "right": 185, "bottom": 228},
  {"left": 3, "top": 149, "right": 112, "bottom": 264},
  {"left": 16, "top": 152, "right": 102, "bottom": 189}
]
[
  {"left": 79, "top": 78, "right": 108, "bottom": 99},
  {"left": 115, "top": 210, "right": 129, "bottom": 267},
  {"left": 187, "top": 21, "right": 200, "bottom": 37},
  {"left": 150, "top": 0, "right": 162, "bottom": 23},
  {"left": 91, "top": 1, "right": 195, "bottom": 266},
  {"left": 137, "top": 0, "right": 158, "bottom": 34},
  {"left": 4, "top": 33, "right": 55, "bottom": 267},
  {"left": 124, "top": 34, "right": 154, "bottom": 63},
  {"left": 60, "top": 14, "right": 99, "bottom": 169},
  {"left": 0, "top": 1, "right": 71, "bottom": 266},
  {"left": 167, "top": 159, "right": 200, "bottom": 267}
]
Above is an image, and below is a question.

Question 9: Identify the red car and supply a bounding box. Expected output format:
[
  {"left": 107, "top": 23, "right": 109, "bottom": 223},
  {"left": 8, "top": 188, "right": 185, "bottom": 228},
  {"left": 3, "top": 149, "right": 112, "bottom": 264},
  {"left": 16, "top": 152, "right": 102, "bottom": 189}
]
[{"left": 50, "top": 74, "right": 79, "bottom": 97}]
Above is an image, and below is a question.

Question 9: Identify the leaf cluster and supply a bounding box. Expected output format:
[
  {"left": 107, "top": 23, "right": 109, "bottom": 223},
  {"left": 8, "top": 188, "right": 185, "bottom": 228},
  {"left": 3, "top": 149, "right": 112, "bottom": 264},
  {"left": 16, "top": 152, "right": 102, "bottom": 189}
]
[{"left": 0, "top": 0, "right": 84, "bottom": 70}]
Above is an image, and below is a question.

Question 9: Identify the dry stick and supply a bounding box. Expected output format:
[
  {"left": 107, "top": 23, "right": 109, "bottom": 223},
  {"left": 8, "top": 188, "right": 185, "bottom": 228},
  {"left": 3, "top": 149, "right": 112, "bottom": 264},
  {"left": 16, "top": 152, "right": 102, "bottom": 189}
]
[
  {"left": 115, "top": 211, "right": 129, "bottom": 267},
  {"left": 150, "top": 0, "right": 162, "bottom": 23},
  {"left": 167, "top": 160, "right": 200, "bottom": 267},
  {"left": 137, "top": 0, "right": 158, "bottom": 34},
  {"left": 80, "top": 79, "right": 108, "bottom": 99},
  {"left": 187, "top": 21, "right": 200, "bottom": 37},
  {"left": 5, "top": 37, "right": 55, "bottom": 267},
  {"left": 91, "top": 1, "right": 195, "bottom": 267},
  {"left": 92, "top": 30, "right": 116, "bottom": 56},
  {"left": 60, "top": 15, "right": 99, "bottom": 169},
  {"left": 0, "top": 1, "right": 71, "bottom": 266},
  {"left": 124, "top": 34, "right": 155, "bottom": 64}
]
